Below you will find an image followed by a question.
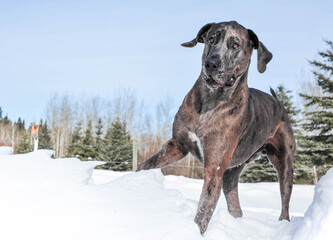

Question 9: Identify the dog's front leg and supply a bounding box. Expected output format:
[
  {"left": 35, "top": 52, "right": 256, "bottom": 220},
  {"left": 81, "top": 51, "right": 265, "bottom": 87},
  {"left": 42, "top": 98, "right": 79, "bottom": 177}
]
[
  {"left": 195, "top": 165, "right": 224, "bottom": 234},
  {"left": 194, "top": 133, "right": 239, "bottom": 234},
  {"left": 137, "top": 138, "right": 188, "bottom": 171}
]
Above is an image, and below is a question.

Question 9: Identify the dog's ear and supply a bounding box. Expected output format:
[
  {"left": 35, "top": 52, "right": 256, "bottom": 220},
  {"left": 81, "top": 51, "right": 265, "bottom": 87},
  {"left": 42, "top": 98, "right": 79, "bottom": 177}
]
[
  {"left": 248, "top": 29, "right": 273, "bottom": 73},
  {"left": 248, "top": 29, "right": 259, "bottom": 49},
  {"left": 181, "top": 23, "right": 215, "bottom": 48},
  {"left": 257, "top": 41, "right": 273, "bottom": 73}
]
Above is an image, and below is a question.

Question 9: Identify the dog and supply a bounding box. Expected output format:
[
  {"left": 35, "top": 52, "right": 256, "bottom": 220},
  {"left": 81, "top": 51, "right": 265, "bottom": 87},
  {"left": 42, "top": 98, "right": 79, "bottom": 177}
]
[{"left": 137, "top": 21, "right": 295, "bottom": 234}]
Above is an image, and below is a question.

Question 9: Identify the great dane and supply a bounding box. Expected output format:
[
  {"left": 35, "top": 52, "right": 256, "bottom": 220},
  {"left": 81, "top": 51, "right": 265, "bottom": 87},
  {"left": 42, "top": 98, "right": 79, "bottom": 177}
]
[{"left": 137, "top": 21, "right": 295, "bottom": 234}]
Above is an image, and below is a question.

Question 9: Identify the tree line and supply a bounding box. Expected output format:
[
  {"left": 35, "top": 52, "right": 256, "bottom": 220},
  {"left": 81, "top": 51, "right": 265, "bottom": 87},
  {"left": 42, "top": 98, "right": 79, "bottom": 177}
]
[
  {"left": 0, "top": 40, "right": 332, "bottom": 183},
  {"left": 67, "top": 119, "right": 133, "bottom": 171},
  {"left": 0, "top": 89, "right": 173, "bottom": 172}
]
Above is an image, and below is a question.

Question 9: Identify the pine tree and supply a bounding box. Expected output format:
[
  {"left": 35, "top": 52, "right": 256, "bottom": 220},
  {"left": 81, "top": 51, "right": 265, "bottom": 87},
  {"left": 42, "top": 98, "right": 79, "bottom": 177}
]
[
  {"left": 0, "top": 115, "right": 11, "bottom": 125},
  {"left": 0, "top": 107, "right": 2, "bottom": 119},
  {"left": 94, "top": 118, "right": 103, "bottom": 158},
  {"left": 275, "top": 86, "right": 314, "bottom": 183},
  {"left": 240, "top": 156, "right": 278, "bottom": 182},
  {"left": 98, "top": 127, "right": 112, "bottom": 167},
  {"left": 240, "top": 85, "right": 301, "bottom": 183},
  {"left": 67, "top": 121, "right": 83, "bottom": 158},
  {"left": 38, "top": 120, "right": 53, "bottom": 150},
  {"left": 299, "top": 40, "right": 333, "bottom": 169},
  {"left": 275, "top": 85, "right": 300, "bottom": 126},
  {"left": 15, "top": 118, "right": 25, "bottom": 131},
  {"left": 79, "top": 120, "right": 96, "bottom": 161},
  {"left": 15, "top": 130, "right": 32, "bottom": 154},
  {"left": 99, "top": 119, "right": 132, "bottom": 171}
]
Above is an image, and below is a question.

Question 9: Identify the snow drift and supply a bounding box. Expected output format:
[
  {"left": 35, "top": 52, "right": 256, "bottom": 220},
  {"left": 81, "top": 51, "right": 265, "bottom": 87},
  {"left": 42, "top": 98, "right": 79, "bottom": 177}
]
[
  {"left": 292, "top": 168, "right": 333, "bottom": 239},
  {"left": 0, "top": 146, "right": 331, "bottom": 239},
  {"left": 0, "top": 146, "right": 13, "bottom": 155},
  {"left": 0, "top": 149, "right": 201, "bottom": 240}
]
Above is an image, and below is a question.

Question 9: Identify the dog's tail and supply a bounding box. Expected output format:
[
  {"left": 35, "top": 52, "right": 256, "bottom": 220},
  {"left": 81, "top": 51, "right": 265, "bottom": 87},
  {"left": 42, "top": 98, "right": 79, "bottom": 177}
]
[
  {"left": 270, "top": 87, "right": 286, "bottom": 110},
  {"left": 270, "top": 87, "right": 279, "bottom": 100}
]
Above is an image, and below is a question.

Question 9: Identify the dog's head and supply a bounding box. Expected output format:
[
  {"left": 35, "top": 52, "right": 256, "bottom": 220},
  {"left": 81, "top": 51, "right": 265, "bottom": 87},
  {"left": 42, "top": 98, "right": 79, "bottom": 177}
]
[{"left": 181, "top": 21, "right": 272, "bottom": 90}]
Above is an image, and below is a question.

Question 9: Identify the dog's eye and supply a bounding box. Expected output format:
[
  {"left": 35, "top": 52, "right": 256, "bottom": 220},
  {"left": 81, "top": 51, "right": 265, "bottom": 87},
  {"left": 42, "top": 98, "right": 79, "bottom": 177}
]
[
  {"left": 209, "top": 37, "right": 215, "bottom": 44},
  {"left": 233, "top": 43, "right": 239, "bottom": 49}
]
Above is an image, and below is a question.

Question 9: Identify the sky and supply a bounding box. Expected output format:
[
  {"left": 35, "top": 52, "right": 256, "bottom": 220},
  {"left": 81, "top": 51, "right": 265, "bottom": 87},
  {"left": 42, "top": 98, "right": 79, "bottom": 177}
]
[{"left": 0, "top": 0, "right": 332, "bottom": 124}]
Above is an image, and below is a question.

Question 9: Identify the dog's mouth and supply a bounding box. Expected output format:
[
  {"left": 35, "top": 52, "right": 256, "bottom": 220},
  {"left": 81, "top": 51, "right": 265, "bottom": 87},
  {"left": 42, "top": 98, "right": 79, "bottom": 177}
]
[{"left": 203, "top": 74, "right": 236, "bottom": 89}]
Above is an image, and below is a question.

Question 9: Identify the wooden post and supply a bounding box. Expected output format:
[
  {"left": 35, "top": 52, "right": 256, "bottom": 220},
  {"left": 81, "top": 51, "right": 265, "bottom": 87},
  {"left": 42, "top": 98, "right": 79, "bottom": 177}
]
[
  {"left": 191, "top": 156, "right": 195, "bottom": 179},
  {"left": 132, "top": 140, "right": 138, "bottom": 171},
  {"left": 186, "top": 155, "right": 191, "bottom": 178}
]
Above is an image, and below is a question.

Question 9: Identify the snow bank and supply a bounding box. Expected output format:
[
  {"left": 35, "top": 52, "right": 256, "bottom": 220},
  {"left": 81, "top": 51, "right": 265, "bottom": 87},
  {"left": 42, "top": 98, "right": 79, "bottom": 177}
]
[
  {"left": 1, "top": 150, "right": 325, "bottom": 240},
  {"left": 93, "top": 171, "right": 315, "bottom": 240},
  {"left": 0, "top": 151, "right": 202, "bottom": 240},
  {"left": 0, "top": 146, "right": 13, "bottom": 155},
  {"left": 293, "top": 168, "right": 333, "bottom": 240}
]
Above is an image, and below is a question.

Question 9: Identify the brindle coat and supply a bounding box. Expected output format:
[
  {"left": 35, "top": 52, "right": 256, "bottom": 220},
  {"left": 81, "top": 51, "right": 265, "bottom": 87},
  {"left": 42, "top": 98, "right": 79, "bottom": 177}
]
[{"left": 137, "top": 21, "right": 295, "bottom": 234}]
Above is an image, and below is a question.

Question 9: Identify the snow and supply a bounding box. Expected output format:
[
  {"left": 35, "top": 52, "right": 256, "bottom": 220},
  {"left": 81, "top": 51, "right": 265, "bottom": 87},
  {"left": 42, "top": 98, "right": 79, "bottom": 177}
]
[
  {"left": 0, "top": 146, "right": 13, "bottom": 155},
  {"left": 0, "top": 148, "right": 331, "bottom": 240},
  {"left": 292, "top": 168, "right": 333, "bottom": 240}
]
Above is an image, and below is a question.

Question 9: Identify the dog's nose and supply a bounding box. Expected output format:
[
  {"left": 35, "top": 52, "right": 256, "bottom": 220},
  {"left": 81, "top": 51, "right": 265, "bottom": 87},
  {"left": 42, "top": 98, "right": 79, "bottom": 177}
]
[{"left": 204, "top": 58, "right": 220, "bottom": 71}]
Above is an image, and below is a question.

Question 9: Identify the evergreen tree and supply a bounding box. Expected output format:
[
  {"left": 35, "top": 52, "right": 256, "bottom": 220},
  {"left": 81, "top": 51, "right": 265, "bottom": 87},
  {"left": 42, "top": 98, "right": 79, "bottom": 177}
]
[
  {"left": 275, "top": 85, "right": 300, "bottom": 126},
  {"left": 240, "top": 85, "right": 301, "bottom": 183},
  {"left": 98, "top": 127, "right": 112, "bottom": 165},
  {"left": 240, "top": 156, "right": 278, "bottom": 182},
  {"left": 38, "top": 119, "right": 53, "bottom": 150},
  {"left": 0, "top": 107, "right": 2, "bottom": 119},
  {"left": 79, "top": 120, "right": 96, "bottom": 161},
  {"left": 94, "top": 118, "right": 103, "bottom": 158},
  {"left": 0, "top": 115, "right": 11, "bottom": 125},
  {"left": 275, "top": 86, "right": 314, "bottom": 183},
  {"left": 15, "top": 117, "right": 25, "bottom": 130},
  {"left": 99, "top": 119, "right": 132, "bottom": 171},
  {"left": 299, "top": 40, "right": 333, "bottom": 168},
  {"left": 67, "top": 121, "right": 83, "bottom": 158},
  {"left": 15, "top": 130, "right": 32, "bottom": 154}
]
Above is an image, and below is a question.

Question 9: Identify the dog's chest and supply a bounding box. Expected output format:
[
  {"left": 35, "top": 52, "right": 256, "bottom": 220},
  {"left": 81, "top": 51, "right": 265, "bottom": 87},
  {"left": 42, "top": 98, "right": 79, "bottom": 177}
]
[{"left": 196, "top": 101, "right": 241, "bottom": 133}]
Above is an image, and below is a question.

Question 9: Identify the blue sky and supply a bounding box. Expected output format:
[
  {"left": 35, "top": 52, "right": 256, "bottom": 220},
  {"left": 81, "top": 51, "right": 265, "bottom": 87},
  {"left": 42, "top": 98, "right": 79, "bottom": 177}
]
[{"left": 0, "top": 0, "right": 332, "bottom": 124}]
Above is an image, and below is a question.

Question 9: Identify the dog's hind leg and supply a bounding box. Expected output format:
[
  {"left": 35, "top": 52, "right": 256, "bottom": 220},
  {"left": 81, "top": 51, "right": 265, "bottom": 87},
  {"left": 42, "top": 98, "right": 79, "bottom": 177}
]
[
  {"left": 266, "top": 122, "right": 295, "bottom": 221},
  {"left": 137, "top": 138, "right": 188, "bottom": 171},
  {"left": 222, "top": 163, "right": 247, "bottom": 218}
]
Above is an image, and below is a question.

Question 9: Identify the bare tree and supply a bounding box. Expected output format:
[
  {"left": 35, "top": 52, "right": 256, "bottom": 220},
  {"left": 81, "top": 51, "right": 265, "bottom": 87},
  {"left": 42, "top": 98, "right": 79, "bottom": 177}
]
[
  {"left": 156, "top": 95, "right": 174, "bottom": 142},
  {"left": 46, "top": 94, "right": 73, "bottom": 157},
  {"left": 43, "top": 89, "right": 203, "bottom": 178},
  {"left": 0, "top": 118, "right": 12, "bottom": 146}
]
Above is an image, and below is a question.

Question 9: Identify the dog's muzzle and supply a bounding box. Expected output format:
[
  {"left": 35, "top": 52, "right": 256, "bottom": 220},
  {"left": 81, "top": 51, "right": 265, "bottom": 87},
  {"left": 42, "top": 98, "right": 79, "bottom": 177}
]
[
  {"left": 203, "top": 73, "right": 235, "bottom": 89},
  {"left": 203, "top": 58, "right": 236, "bottom": 89}
]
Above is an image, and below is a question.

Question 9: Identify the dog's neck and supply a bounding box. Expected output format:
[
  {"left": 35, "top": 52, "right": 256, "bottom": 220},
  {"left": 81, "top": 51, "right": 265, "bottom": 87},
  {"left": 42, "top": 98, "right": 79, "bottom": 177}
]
[
  {"left": 198, "top": 69, "right": 249, "bottom": 114},
  {"left": 229, "top": 69, "right": 250, "bottom": 100}
]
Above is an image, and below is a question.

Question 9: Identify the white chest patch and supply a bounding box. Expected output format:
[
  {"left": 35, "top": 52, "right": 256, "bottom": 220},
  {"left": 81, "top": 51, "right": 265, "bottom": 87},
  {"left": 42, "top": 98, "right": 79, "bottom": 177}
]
[{"left": 188, "top": 131, "right": 204, "bottom": 160}]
